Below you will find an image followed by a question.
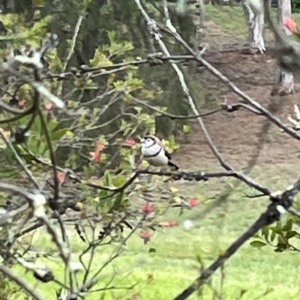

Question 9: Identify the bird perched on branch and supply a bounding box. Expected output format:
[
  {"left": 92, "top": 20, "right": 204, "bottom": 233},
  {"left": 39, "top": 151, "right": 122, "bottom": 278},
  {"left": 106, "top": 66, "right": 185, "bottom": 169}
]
[{"left": 141, "top": 135, "right": 179, "bottom": 170}]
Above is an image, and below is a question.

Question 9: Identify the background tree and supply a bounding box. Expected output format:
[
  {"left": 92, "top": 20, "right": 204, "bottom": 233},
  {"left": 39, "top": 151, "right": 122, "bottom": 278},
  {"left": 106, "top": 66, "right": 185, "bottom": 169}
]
[
  {"left": 273, "top": 0, "right": 295, "bottom": 94},
  {"left": 242, "top": 0, "right": 266, "bottom": 53},
  {"left": 0, "top": 0, "right": 300, "bottom": 299}
]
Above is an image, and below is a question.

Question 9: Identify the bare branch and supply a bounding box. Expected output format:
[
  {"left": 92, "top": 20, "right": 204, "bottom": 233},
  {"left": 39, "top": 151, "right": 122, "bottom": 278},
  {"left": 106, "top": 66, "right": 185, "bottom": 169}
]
[
  {"left": 0, "top": 62, "right": 65, "bottom": 109},
  {"left": 0, "top": 265, "right": 44, "bottom": 300},
  {"left": 133, "top": 0, "right": 269, "bottom": 197},
  {"left": 0, "top": 129, "right": 39, "bottom": 189},
  {"left": 157, "top": 17, "right": 300, "bottom": 141},
  {"left": 0, "top": 182, "right": 37, "bottom": 201},
  {"left": 173, "top": 177, "right": 300, "bottom": 300},
  {"left": 132, "top": 95, "right": 263, "bottom": 119}
]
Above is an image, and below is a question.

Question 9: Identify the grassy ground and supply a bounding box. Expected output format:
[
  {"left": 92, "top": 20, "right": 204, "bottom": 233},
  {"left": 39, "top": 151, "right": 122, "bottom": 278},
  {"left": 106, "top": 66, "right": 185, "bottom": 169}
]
[
  {"left": 9, "top": 5, "right": 300, "bottom": 300},
  {"left": 12, "top": 173, "right": 300, "bottom": 300},
  {"left": 201, "top": 5, "right": 300, "bottom": 45}
]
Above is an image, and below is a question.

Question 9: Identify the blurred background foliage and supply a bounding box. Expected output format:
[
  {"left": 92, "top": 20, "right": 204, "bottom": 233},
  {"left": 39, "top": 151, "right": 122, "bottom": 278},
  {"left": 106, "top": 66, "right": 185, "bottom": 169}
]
[
  {"left": 0, "top": 0, "right": 202, "bottom": 173},
  {"left": 0, "top": 0, "right": 199, "bottom": 138},
  {"left": 0, "top": 3, "right": 196, "bottom": 296},
  {"left": 0, "top": 1, "right": 300, "bottom": 298},
  {"left": 0, "top": 0, "right": 192, "bottom": 253}
]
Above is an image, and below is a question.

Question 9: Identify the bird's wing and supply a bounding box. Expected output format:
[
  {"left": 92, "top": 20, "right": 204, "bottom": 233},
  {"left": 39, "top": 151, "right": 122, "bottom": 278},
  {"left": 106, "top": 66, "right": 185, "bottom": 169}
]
[
  {"left": 164, "top": 148, "right": 172, "bottom": 160},
  {"left": 152, "top": 136, "right": 172, "bottom": 159}
]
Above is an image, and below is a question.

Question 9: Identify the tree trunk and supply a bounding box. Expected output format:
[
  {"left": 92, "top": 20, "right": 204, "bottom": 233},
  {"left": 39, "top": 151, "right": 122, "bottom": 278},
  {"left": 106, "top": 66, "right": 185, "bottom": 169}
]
[
  {"left": 273, "top": 0, "right": 294, "bottom": 95},
  {"left": 243, "top": 0, "right": 266, "bottom": 54}
]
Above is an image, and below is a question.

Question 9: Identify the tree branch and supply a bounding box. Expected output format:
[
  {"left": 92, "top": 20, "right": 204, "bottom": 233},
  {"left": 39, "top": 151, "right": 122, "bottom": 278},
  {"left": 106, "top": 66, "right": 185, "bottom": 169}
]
[
  {"left": 0, "top": 265, "right": 44, "bottom": 300},
  {"left": 158, "top": 16, "right": 300, "bottom": 141},
  {"left": 173, "top": 176, "right": 300, "bottom": 300}
]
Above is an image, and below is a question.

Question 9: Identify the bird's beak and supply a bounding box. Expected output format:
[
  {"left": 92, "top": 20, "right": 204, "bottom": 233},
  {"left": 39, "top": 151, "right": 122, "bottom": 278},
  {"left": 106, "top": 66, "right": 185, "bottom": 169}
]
[{"left": 140, "top": 138, "right": 145, "bottom": 143}]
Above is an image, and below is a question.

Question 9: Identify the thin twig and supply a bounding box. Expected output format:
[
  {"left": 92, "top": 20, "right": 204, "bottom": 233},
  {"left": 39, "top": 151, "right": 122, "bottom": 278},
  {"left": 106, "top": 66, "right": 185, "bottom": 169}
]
[
  {"left": 37, "top": 108, "right": 60, "bottom": 209},
  {"left": 1, "top": 63, "right": 65, "bottom": 109},
  {"left": 0, "top": 131, "right": 39, "bottom": 189},
  {"left": 134, "top": 0, "right": 269, "bottom": 195},
  {"left": 0, "top": 265, "right": 44, "bottom": 300},
  {"left": 159, "top": 20, "right": 300, "bottom": 141},
  {"left": 173, "top": 175, "right": 300, "bottom": 300},
  {"left": 57, "top": 14, "right": 85, "bottom": 97},
  {"left": 132, "top": 96, "right": 263, "bottom": 119}
]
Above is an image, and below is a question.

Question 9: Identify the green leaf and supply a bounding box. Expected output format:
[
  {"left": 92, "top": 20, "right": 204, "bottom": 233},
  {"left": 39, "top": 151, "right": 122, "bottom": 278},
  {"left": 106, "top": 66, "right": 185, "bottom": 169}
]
[
  {"left": 250, "top": 241, "right": 267, "bottom": 248},
  {"left": 270, "top": 230, "right": 276, "bottom": 242},
  {"left": 103, "top": 170, "right": 113, "bottom": 186},
  {"left": 276, "top": 242, "right": 288, "bottom": 250},
  {"left": 261, "top": 226, "right": 270, "bottom": 242},
  {"left": 195, "top": 252, "right": 203, "bottom": 264},
  {"left": 285, "top": 231, "right": 298, "bottom": 240},
  {"left": 112, "top": 174, "right": 126, "bottom": 187},
  {"left": 47, "top": 119, "right": 59, "bottom": 132},
  {"left": 272, "top": 222, "right": 283, "bottom": 234},
  {"left": 51, "top": 128, "right": 68, "bottom": 140},
  {"left": 283, "top": 218, "right": 293, "bottom": 232},
  {"left": 90, "top": 48, "right": 112, "bottom": 67},
  {"left": 30, "top": 114, "right": 42, "bottom": 133},
  {"left": 183, "top": 124, "right": 191, "bottom": 133}
]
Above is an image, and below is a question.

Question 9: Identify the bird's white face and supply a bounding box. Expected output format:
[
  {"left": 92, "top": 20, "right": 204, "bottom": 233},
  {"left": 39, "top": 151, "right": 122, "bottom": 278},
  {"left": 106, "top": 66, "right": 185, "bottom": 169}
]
[
  {"left": 141, "top": 136, "right": 160, "bottom": 157},
  {"left": 141, "top": 136, "right": 155, "bottom": 148}
]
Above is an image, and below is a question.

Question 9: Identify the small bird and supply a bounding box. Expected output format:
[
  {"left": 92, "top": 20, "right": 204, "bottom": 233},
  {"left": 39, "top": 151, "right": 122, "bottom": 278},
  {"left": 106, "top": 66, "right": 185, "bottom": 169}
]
[{"left": 141, "top": 135, "right": 179, "bottom": 170}]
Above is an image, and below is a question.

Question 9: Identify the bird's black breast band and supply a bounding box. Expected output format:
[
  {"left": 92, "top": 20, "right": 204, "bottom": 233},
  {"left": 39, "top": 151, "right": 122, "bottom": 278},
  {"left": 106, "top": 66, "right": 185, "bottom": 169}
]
[{"left": 144, "top": 147, "right": 163, "bottom": 158}]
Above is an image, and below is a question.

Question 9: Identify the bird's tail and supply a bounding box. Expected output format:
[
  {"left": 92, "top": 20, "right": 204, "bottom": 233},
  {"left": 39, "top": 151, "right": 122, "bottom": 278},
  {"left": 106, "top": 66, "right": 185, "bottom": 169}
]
[{"left": 168, "top": 161, "right": 179, "bottom": 171}]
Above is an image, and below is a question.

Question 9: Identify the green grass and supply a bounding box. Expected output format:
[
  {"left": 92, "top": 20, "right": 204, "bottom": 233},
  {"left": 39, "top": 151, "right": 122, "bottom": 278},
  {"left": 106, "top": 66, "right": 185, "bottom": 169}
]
[
  {"left": 204, "top": 5, "right": 248, "bottom": 34},
  {"left": 9, "top": 166, "right": 300, "bottom": 300},
  {"left": 199, "top": 5, "right": 300, "bottom": 45}
]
